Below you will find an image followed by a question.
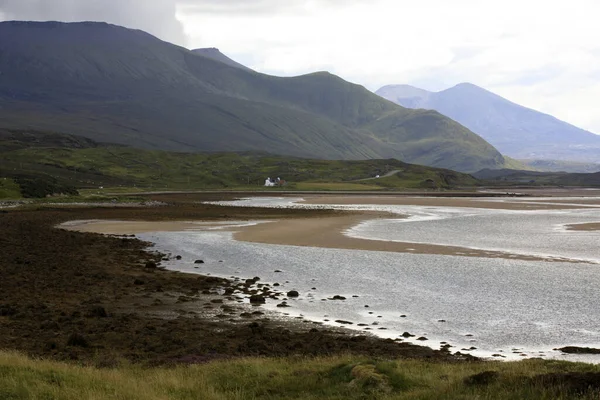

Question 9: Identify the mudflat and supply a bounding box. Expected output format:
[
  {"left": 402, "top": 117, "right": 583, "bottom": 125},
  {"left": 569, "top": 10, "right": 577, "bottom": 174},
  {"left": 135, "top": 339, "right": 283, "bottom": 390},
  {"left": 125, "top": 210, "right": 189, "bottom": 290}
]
[
  {"left": 300, "top": 195, "right": 600, "bottom": 210},
  {"left": 0, "top": 195, "right": 451, "bottom": 366}
]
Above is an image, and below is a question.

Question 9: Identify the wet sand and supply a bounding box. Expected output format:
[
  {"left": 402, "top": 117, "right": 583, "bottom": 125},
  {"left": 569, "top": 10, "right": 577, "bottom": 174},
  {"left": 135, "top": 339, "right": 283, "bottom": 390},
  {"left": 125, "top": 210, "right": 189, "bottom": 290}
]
[
  {"left": 66, "top": 211, "right": 587, "bottom": 264},
  {"left": 300, "top": 195, "right": 600, "bottom": 210},
  {"left": 565, "top": 222, "right": 600, "bottom": 231}
]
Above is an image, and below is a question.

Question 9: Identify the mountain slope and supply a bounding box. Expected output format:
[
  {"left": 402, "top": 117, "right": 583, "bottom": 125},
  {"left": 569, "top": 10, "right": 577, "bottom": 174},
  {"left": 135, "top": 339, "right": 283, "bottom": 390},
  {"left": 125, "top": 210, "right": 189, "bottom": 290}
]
[
  {"left": 0, "top": 21, "right": 506, "bottom": 172},
  {"left": 376, "top": 83, "right": 600, "bottom": 162},
  {"left": 192, "top": 48, "right": 252, "bottom": 71}
]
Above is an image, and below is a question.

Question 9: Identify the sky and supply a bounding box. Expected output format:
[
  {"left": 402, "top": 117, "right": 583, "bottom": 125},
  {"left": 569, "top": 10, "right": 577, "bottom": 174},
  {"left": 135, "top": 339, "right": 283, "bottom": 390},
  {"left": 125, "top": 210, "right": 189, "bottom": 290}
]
[{"left": 1, "top": 0, "right": 599, "bottom": 134}]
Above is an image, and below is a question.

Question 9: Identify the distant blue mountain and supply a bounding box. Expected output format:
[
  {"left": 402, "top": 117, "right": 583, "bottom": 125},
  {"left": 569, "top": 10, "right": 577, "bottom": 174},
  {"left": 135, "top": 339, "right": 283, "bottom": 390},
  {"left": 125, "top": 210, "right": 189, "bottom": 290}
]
[{"left": 376, "top": 83, "right": 600, "bottom": 163}]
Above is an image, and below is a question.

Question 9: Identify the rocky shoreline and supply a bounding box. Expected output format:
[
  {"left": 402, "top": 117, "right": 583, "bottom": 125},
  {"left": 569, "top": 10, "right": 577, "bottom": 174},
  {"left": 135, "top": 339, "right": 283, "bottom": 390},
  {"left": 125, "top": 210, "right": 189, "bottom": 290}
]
[{"left": 0, "top": 194, "right": 463, "bottom": 366}]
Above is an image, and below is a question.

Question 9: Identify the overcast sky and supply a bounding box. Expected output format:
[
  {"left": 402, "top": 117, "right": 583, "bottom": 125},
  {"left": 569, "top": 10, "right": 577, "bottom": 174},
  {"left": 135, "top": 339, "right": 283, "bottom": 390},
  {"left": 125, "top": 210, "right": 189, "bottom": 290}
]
[{"left": 1, "top": 0, "right": 599, "bottom": 134}]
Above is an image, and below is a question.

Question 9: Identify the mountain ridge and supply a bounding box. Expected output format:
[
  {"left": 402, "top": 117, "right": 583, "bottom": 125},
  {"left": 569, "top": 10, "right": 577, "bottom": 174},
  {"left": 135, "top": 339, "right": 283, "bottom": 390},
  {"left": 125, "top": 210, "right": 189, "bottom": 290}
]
[
  {"left": 0, "top": 21, "right": 507, "bottom": 172},
  {"left": 376, "top": 82, "right": 600, "bottom": 162}
]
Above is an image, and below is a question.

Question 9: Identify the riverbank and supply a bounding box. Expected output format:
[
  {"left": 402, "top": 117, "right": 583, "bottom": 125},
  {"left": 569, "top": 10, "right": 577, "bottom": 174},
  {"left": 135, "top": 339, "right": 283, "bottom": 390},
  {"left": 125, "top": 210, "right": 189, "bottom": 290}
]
[{"left": 0, "top": 196, "right": 451, "bottom": 366}]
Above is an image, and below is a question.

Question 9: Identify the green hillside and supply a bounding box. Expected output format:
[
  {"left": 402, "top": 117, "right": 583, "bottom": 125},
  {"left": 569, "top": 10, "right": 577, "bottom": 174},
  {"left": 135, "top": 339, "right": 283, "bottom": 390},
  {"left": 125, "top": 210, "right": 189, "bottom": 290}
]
[
  {"left": 0, "top": 21, "right": 507, "bottom": 172},
  {"left": 0, "top": 130, "right": 479, "bottom": 197}
]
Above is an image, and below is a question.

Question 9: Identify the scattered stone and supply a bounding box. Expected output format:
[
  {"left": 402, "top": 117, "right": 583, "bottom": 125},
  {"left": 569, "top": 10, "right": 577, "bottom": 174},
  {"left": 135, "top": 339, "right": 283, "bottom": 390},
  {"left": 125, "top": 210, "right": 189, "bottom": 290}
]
[
  {"left": 273, "top": 283, "right": 280, "bottom": 287},
  {"left": 194, "top": 260, "right": 204, "bottom": 264},
  {"left": 175, "top": 255, "right": 182, "bottom": 260},
  {"left": 416, "top": 337, "right": 428, "bottom": 341},
  {"left": 144, "top": 261, "right": 157, "bottom": 269},
  {"left": 558, "top": 346, "right": 600, "bottom": 354},
  {"left": 401, "top": 332, "right": 415, "bottom": 338},
  {"left": 464, "top": 371, "right": 499, "bottom": 386},
  {"left": 438, "top": 319, "right": 446, "bottom": 322},
  {"left": 86, "top": 306, "right": 107, "bottom": 318},
  {"left": 274, "top": 269, "right": 282, "bottom": 273},
  {"left": 249, "top": 295, "right": 266, "bottom": 304},
  {"left": 276, "top": 302, "right": 290, "bottom": 308},
  {"left": 335, "top": 320, "right": 353, "bottom": 325},
  {"left": 287, "top": 290, "right": 299, "bottom": 297},
  {"left": 67, "top": 333, "right": 89, "bottom": 348},
  {"left": 400, "top": 315, "right": 406, "bottom": 318},
  {"left": 331, "top": 295, "right": 346, "bottom": 300}
]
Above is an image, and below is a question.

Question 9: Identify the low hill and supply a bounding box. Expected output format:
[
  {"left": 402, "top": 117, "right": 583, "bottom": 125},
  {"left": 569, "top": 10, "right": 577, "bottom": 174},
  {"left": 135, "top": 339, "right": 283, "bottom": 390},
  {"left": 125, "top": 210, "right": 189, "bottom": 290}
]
[
  {"left": 0, "top": 130, "right": 480, "bottom": 197},
  {"left": 0, "top": 21, "right": 507, "bottom": 172},
  {"left": 376, "top": 83, "right": 600, "bottom": 163},
  {"left": 473, "top": 168, "right": 600, "bottom": 187}
]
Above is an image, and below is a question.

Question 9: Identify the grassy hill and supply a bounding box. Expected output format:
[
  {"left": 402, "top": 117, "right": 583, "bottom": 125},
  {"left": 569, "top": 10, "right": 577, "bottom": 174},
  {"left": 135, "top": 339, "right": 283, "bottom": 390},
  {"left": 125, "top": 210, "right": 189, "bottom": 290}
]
[
  {"left": 473, "top": 168, "right": 600, "bottom": 186},
  {"left": 0, "top": 130, "right": 479, "bottom": 198},
  {"left": 0, "top": 21, "right": 507, "bottom": 172}
]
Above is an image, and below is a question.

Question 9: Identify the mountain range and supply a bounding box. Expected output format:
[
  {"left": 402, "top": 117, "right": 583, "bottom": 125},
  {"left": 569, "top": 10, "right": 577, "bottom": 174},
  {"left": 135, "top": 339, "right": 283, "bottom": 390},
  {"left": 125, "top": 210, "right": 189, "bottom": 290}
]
[
  {"left": 376, "top": 83, "right": 600, "bottom": 163},
  {"left": 0, "top": 21, "right": 510, "bottom": 172}
]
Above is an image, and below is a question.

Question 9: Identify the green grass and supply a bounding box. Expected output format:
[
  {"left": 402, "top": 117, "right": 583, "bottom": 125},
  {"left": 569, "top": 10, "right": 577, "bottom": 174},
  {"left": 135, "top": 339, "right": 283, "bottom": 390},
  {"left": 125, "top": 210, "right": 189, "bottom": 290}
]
[
  {"left": 0, "top": 140, "right": 480, "bottom": 193},
  {"left": 0, "top": 177, "right": 21, "bottom": 199},
  {"left": 2, "top": 351, "right": 600, "bottom": 399}
]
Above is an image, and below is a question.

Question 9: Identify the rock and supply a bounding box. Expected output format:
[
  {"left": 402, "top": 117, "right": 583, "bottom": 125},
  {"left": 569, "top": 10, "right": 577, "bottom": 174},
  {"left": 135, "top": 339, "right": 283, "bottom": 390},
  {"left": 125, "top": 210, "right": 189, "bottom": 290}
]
[
  {"left": 558, "top": 346, "right": 600, "bottom": 354},
  {"left": 331, "top": 295, "right": 346, "bottom": 300},
  {"left": 175, "top": 255, "right": 182, "bottom": 260},
  {"left": 67, "top": 333, "right": 89, "bottom": 348},
  {"left": 400, "top": 315, "right": 406, "bottom": 318},
  {"left": 86, "top": 306, "right": 107, "bottom": 318},
  {"left": 464, "top": 371, "right": 499, "bottom": 386},
  {"left": 438, "top": 319, "right": 446, "bottom": 322},
  {"left": 194, "top": 260, "right": 204, "bottom": 264},
  {"left": 144, "top": 261, "right": 157, "bottom": 269},
  {"left": 335, "top": 320, "right": 353, "bottom": 325},
  {"left": 249, "top": 295, "right": 266, "bottom": 304},
  {"left": 401, "top": 332, "right": 415, "bottom": 338},
  {"left": 253, "top": 276, "right": 261, "bottom": 281},
  {"left": 274, "top": 269, "right": 282, "bottom": 273},
  {"left": 273, "top": 283, "right": 280, "bottom": 287},
  {"left": 287, "top": 290, "right": 299, "bottom": 297},
  {"left": 276, "top": 302, "right": 290, "bottom": 308},
  {"left": 417, "top": 336, "right": 428, "bottom": 341}
]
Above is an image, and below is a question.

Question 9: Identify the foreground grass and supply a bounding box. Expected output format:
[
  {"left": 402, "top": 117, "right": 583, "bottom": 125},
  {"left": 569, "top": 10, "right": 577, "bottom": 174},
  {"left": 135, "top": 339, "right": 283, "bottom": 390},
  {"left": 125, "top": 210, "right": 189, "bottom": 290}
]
[{"left": 2, "top": 352, "right": 600, "bottom": 399}]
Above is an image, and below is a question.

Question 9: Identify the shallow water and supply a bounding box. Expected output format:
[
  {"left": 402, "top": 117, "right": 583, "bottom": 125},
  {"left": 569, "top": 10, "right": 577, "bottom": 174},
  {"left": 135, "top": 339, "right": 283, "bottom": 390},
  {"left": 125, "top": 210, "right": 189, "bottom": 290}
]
[{"left": 138, "top": 196, "right": 600, "bottom": 362}]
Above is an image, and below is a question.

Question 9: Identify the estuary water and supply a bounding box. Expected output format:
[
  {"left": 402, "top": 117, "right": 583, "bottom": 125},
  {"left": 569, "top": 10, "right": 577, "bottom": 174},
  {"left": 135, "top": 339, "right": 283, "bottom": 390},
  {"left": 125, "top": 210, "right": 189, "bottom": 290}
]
[{"left": 138, "top": 196, "right": 600, "bottom": 361}]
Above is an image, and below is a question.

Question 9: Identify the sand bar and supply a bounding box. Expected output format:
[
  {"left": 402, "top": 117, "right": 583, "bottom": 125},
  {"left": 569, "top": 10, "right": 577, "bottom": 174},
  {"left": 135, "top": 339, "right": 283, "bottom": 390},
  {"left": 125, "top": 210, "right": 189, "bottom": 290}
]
[
  {"left": 565, "top": 222, "right": 600, "bottom": 231},
  {"left": 61, "top": 220, "right": 237, "bottom": 235},
  {"left": 62, "top": 212, "right": 590, "bottom": 264},
  {"left": 300, "top": 195, "right": 600, "bottom": 210}
]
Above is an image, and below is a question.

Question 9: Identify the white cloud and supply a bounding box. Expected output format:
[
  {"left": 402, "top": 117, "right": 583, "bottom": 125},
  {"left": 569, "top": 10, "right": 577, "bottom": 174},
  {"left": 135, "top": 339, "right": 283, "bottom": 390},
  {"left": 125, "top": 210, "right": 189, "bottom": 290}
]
[
  {"left": 0, "top": 0, "right": 187, "bottom": 45},
  {"left": 178, "top": 0, "right": 600, "bottom": 134}
]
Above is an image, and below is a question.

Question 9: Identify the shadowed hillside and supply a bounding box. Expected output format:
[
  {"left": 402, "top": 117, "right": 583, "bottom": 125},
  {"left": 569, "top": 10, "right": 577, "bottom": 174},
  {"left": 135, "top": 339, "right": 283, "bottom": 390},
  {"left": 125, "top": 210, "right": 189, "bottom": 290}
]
[{"left": 0, "top": 21, "right": 508, "bottom": 172}]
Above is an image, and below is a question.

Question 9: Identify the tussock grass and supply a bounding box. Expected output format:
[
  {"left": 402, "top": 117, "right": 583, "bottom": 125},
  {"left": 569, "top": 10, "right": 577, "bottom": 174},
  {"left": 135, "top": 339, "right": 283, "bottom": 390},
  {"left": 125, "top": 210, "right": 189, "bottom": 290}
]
[{"left": 2, "top": 351, "right": 600, "bottom": 399}]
